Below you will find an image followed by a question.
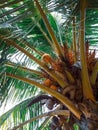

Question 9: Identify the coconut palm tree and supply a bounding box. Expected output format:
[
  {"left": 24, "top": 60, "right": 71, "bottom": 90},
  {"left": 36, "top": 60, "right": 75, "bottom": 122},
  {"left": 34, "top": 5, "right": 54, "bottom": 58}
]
[{"left": 0, "top": 0, "right": 98, "bottom": 130}]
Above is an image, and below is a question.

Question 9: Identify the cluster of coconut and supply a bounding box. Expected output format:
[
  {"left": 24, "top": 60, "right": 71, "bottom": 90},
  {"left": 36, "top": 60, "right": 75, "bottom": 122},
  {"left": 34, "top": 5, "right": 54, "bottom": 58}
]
[{"left": 41, "top": 53, "right": 74, "bottom": 129}]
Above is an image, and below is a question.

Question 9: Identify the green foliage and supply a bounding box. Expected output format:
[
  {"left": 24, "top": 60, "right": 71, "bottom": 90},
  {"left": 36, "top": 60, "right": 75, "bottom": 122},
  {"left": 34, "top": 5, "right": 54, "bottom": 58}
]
[{"left": 0, "top": 96, "right": 43, "bottom": 130}]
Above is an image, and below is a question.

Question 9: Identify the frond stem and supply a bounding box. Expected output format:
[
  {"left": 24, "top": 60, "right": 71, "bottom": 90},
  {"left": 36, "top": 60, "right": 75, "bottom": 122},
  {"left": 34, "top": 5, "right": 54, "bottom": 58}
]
[
  {"left": 0, "top": 34, "right": 66, "bottom": 88},
  {"left": 80, "top": 0, "right": 95, "bottom": 101},
  {"left": 6, "top": 62, "right": 43, "bottom": 77},
  {"left": 7, "top": 73, "right": 82, "bottom": 119},
  {"left": 34, "top": 0, "right": 64, "bottom": 59},
  {"left": 18, "top": 38, "right": 44, "bottom": 56},
  {"left": 72, "top": 16, "right": 77, "bottom": 62},
  {"left": 11, "top": 110, "right": 70, "bottom": 130}
]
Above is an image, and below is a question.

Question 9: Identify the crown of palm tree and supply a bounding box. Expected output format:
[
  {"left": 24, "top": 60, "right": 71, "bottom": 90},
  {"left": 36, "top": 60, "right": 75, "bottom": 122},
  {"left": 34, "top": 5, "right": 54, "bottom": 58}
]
[{"left": 0, "top": 0, "right": 98, "bottom": 130}]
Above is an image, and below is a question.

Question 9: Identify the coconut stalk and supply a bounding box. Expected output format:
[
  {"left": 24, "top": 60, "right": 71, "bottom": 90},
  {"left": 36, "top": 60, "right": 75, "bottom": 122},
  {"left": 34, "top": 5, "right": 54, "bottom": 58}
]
[
  {"left": 6, "top": 73, "right": 82, "bottom": 119},
  {"left": 80, "top": 0, "right": 95, "bottom": 102},
  {"left": 34, "top": 0, "right": 64, "bottom": 59}
]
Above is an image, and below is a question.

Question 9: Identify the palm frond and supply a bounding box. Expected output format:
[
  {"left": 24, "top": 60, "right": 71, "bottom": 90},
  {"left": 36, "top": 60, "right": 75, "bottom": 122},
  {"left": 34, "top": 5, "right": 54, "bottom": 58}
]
[{"left": 0, "top": 94, "right": 44, "bottom": 130}]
